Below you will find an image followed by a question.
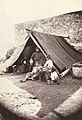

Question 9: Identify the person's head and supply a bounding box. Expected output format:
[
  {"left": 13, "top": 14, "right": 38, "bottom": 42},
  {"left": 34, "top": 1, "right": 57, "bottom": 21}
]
[
  {"left": 35, "top": 47, "right": 39, "bottom": 52},
  {"left": 35, "top": 61, "right": 39, "bottom": 67},
  {"left": 46, "top": 55, "right": 51, "bottom": 60}
]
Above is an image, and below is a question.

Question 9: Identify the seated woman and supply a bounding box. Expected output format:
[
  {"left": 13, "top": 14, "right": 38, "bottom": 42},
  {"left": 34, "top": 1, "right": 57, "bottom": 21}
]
[{"left": 21, "top": 61, "right": 43, "bottom": 82}]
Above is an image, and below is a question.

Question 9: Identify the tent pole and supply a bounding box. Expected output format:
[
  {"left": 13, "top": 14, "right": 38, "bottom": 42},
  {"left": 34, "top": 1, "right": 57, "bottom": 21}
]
[{"left": 29, "top": 33, "right": 47, "bottom": 57}]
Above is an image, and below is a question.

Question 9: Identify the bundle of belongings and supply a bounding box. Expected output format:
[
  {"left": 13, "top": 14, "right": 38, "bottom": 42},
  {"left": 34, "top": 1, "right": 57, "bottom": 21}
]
[{"left": 12, "top": 60, "right": 29, "bottom": 74}]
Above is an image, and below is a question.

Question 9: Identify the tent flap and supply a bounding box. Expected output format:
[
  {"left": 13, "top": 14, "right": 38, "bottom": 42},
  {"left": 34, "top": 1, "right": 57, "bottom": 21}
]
[{"left": 5, "top": 36, "right": 29, "bottom": 68}]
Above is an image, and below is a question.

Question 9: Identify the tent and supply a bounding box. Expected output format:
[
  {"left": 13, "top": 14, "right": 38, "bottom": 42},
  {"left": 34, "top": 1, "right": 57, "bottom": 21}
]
[{"left": 5, "top": 30, "right": 82, "bottom": 73}]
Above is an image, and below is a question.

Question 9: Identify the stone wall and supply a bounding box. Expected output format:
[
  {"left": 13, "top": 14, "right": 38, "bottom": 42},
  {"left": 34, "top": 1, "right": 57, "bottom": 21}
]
[{"left": 15, "top": 11, "right": 82, "bottom": 50}]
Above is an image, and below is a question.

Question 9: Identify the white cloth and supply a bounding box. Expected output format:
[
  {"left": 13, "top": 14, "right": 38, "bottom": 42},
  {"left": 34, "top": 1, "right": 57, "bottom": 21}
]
[
  {"left": 44, "top": 59, "right": 53, "bottom": 70},
  {"left": 29, "top": 58, "right": 33, "bottom": 65},
  {"left": 32, "top": 67, "right": 38, "bottom": 73},
  {"left": 23, "top": 61, "right": 26, "bottom": 64},
  {"left": 50, "top": 71, "right": 58, "bottom": 81}
]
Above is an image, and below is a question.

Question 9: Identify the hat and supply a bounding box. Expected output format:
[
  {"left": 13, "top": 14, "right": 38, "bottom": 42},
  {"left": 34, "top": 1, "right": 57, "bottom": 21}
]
[{"left": 35, "top": 47, "right": 39, "bottom": 50}]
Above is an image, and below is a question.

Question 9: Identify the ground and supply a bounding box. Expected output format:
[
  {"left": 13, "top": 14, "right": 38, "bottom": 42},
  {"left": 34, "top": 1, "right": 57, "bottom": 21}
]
[{"left": 0, "top": 73, "right": 82, "bottom": 120}]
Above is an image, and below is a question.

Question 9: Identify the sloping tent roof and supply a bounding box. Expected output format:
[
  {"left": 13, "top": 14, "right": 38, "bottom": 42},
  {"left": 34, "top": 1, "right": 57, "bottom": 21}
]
[
  {"left": 5, "top": 36, "right": 30, "bottom": 68},
  {"left": 5, "top": 31, "right": 82, "bottom": 72},
  {"left": 32, "top": 31, "right": 82, "bottom": 71}
]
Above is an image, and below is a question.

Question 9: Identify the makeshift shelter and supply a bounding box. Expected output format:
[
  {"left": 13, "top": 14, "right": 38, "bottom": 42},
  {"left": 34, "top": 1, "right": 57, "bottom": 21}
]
[{"left": 5, "top": 30, "right": 82, "bottom": 73}]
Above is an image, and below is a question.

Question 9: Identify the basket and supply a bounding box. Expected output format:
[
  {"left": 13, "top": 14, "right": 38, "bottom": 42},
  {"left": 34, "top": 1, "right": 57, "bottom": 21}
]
[{"left": 72, "top": 62, "right": 82, "bottom": 77}]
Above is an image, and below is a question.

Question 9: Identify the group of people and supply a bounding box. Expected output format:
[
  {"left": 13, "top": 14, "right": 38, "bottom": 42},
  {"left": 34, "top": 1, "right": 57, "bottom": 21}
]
[{"left": 21, "top": 47, "right": 59, "bottom": 85}]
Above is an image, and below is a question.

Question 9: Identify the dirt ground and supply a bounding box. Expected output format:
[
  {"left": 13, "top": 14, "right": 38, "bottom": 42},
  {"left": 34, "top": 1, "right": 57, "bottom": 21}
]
[{"left": 0, "top": 73, "right": 82, "bottom": 120}]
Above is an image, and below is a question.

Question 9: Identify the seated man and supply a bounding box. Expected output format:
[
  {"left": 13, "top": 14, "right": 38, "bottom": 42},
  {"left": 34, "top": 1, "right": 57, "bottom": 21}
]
[
  {"left": 29, "top": 47, "right": 46, "bottom": 71},
  {"left": 21, "top": 61, "right": 43, "bottom": 82}
]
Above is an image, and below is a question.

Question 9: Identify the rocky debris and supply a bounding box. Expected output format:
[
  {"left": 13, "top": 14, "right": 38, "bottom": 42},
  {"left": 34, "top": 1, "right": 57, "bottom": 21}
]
[
  {"left": 55, "top": 86, "right": 82, "bottom": 118},
  {"left": 38, "top": 112, "right": 60, "bottom": 120},
  {"left": 0, "top": 77, "right": 41, "bottom": 120},
  {"left": 15, "top": 11, "right": 82, "bottom": 51}
]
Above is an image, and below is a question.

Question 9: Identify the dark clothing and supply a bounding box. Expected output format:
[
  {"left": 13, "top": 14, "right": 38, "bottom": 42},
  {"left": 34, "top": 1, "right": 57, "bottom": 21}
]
[
  {"left": 44, "top": 70, "right": 51, "bottom": 80},
  {"left": 31, "top": 52, "right": 45, "bottom": 66}
]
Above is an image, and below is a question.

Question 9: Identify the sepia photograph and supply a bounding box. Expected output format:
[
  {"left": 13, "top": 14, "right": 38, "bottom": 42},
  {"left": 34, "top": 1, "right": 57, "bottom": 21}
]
[{"left": 0, "top": 0, "right": 82, "bottom": 120}]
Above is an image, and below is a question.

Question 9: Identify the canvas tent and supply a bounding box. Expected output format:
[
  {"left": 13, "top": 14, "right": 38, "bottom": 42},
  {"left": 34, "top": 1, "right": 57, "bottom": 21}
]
[{"left": 5, "top": 30, "right": 82, "bottom": 73}]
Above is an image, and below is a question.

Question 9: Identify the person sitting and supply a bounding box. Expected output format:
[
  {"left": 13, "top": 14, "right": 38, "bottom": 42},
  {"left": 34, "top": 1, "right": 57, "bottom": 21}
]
[
  {"left": 21, "top": 61, "right": 43, "bottom": 82},
  {"left": 43, "top": 55, "right": 54, "bottom": 84},
  {"left": 50, "top": 67, "right": 60, "bottom": 84},
  {"left": 29, "top": 47, "right": 46, "bottom": 71},
  {"left": 43, "top": 55, "right": 59, "bottom": 85}
]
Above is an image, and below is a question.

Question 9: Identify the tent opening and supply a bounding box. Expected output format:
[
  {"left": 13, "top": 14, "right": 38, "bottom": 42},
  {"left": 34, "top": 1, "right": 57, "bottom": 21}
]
[{"left": 9, "top": 37, "right": 46, "bottom": 73}]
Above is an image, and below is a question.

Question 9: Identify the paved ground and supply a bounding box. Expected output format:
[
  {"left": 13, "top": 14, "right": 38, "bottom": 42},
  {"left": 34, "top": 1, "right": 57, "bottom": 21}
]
[{"left": 0, "top": 73, "right": 82, "bottom": 120}]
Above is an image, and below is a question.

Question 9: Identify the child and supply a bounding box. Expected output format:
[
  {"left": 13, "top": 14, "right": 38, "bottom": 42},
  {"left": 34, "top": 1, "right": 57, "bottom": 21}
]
[
  {"left": 43, "top": 55, "right": 59, "bottom": 85},
  {"left": 43, "top": 55, "right": 54, "bottom": 84},
  {"left": 21, "top": 61, "right": 43, "bottom": 82}
]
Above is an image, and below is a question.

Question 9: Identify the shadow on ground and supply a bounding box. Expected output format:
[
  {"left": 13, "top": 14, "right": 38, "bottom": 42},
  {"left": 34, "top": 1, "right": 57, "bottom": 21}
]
[{"left": 0, "top": 104, "right": 27, "bottom": 120}]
